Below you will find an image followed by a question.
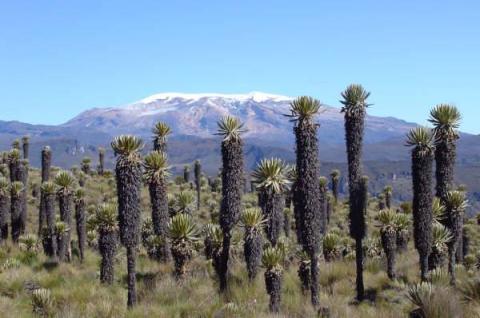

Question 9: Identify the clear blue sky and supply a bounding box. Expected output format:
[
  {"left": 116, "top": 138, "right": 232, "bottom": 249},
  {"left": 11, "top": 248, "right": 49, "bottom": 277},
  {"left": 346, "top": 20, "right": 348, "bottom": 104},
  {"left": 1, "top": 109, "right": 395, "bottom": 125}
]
[{"left": 1, "top": 1, "right": 479, "bottom": 133}]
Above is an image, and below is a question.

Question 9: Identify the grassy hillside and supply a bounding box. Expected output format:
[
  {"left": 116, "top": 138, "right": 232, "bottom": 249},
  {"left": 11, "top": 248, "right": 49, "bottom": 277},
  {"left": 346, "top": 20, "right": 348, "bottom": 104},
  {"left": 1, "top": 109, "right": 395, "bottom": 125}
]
[{"left": 1, "top": 168, "right": 480, "bottom": 317}]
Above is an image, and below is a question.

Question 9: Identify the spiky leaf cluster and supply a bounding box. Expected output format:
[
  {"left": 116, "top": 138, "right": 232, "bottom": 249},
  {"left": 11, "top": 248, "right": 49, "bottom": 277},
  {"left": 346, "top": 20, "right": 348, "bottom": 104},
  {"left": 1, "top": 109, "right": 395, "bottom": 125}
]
[
  {"left": 428, "top": 104, "right": 461, "bottom": 141},
  {"left": 365, "top": 237, "right": 382, "bottom": 258},
  {"left": 141, "top": 218, "right": 154, "bottom": 242},
  {"left": 55, "top": 221, "right": 68, "bottom": 235},
  {"left": 54, "top": 171, "right": 76, "bottom": 194},
  {"left": 143, "top": 151, "right": 170, "bottom": 182},
  {"left": 8, "top": 149, "right": 21, "bottom": 162},
  {"left": 10, "top": 181, "right": 24, "bottom": 196},
  {"left": 296, "top": 249, "right": 311, "bottom": 263},
  {"left": 216, "top": 116, "right": 246, "bottom": 142},
  {"left": 19, "top": 234, "right": 38, "bottom": 252},
  {"left": 429, "top": 268, "right": 450, "bottom": 285},
  {"left": 322, "top": 232, "right": 340, "bottom": 254},
  {"left": 143, "top": 234, "right": 166, "bottom": 256},
  {"left": 377, "top": 209, "right": 397, "bottom": 234},
  {"left": 252, "top": 158, "right": 290, "bottom": 193},
  {"left": 168, "top": 214, "right": 199, "bottom": 243},
  {"left": 340, "top": 84, "right": 371, "bottom": 115},
  {"left": 174, "top": 191, "right": 195, "bottom": 214},
  {"left": 262, "top": 246, "right": 283, "bottom": 270},
  {"left": 444, "top": 191, "right": 468, "bottom": 215},
  {"left": 406, "top": 127, "right": 435, "bottom": 157},
  {"left": 204, "top": 223, "right": 223, "bottom": 248},
  {"left": 286, "top": 96, "right": 322, "bottom": 122},
  {"left": 330, "top": 169, "right": 340, "bottom": 204},
  {"left": 96, "top": 203, "right": 118, "bottom": 233},
  {"left": 111, "top": 135, "right": 143, "bottom": 165},
  {"left": 74, "top": 188, "right": 86, "bottom": 201},
  {"left": 275, "top": 237, "right": 290, "bottom": 262},
  {"left": 330, "top": 169, "right": 340, "bottom": 180},
  {"left": 383, "top": 185, "right": 392, "bottom": 195},
  {"left": 240, "top": 208, "right": 267, "bottom": 230},
  {"left": 11, "top": 139, "right": 20, "bottom": 149},
  {"left": 31, "top": 288, "right": 54, "bottom": 316},
  {"left": 152, "top": 122, "right": 171, "bottom": 151},
  {"left": 394, "top": 213, "right": 411, "bottom": 232},
  {"left": 41, "top": 181, "right": 56, "bottom": 195},
  {"left": 152, "top": 122, "right": 171, "bottom": 139},
  {"left": 319, "top": 176, "right": 328, "bottom": 188},
  {"left": 432, "top": 223, "right": 452, "bottom": 250},
  {"left": 407, "top": 282, "right": 433, "bottom": 308}
]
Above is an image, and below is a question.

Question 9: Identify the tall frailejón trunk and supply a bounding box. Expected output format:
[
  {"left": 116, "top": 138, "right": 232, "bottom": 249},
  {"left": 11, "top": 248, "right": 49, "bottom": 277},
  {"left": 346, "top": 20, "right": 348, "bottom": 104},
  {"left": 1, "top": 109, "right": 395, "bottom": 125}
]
[{"left": 39, "top": 146, "right": 52, "bottom": 235}]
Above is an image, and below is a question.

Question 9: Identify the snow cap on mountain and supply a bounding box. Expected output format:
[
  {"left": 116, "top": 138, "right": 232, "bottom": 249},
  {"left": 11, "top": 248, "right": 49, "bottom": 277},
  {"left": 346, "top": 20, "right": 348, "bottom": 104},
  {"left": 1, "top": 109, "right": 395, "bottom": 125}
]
[{"left": 138, "top": 91, "right": 293, "bottom": 104}]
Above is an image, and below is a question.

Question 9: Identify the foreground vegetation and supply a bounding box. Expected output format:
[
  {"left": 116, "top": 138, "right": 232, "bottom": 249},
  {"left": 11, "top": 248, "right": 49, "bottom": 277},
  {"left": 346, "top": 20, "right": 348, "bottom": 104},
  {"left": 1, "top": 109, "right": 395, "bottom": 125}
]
[{"left": 0, "top": 170, "right": 477, "bottom": 317}]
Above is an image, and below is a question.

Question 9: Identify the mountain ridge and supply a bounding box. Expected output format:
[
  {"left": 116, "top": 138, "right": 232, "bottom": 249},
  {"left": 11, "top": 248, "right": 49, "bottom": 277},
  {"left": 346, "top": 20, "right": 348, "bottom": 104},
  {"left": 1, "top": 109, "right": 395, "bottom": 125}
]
[{"left": 61, "top": 91, "right": 420, "bottom": 146}]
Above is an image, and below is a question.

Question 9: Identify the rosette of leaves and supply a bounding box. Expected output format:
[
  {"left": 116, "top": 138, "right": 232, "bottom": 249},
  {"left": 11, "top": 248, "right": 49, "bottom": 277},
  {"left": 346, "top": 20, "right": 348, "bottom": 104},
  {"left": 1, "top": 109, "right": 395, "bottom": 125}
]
[
  {"left": 31, "top": 288, "right": 54, "bottom": 317},
  {"left": 322, "top": 232, "right": 341, "bottom": 262},
  {"left": 168, "top": 213, "right": 199, "bottom": 279},
  {"left": 174, "top": 191, "right": 196, "bottom": 215}
]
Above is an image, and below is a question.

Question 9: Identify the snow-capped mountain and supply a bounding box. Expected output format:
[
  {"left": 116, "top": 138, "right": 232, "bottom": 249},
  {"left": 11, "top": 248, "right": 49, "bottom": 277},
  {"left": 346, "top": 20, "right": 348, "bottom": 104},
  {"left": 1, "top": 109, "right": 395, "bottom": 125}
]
[{"left": 63, "top": 92, "right": 416, "bottom": 145}]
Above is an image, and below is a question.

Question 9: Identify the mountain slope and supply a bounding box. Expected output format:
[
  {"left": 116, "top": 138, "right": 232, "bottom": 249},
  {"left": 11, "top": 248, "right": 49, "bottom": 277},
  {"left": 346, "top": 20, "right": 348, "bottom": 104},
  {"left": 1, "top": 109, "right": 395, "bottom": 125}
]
[{"left": 63, "top": 92, "right": 417, "bottom": 146}]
